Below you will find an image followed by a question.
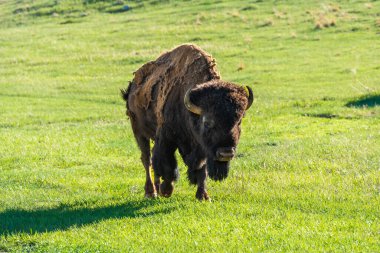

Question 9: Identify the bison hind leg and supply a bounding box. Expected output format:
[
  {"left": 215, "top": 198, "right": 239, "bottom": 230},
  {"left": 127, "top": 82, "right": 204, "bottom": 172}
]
[
  {"left": 135, "top": 135, "right": 157, "bottom": 199},
  {"left": 152, "top": 134, "right": 179, "bottom": 198},
  {"left": 144, "top": 167, "right": 157, "bottom": 199}
]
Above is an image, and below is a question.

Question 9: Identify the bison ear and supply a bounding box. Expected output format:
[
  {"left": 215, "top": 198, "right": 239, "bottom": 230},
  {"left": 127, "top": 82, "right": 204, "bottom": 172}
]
[
  {"left": 184, "top": 89, "right": 202, "bottom": 115},
  {"left": 244, "top": 86, "right": 254, "bottom": 110}
]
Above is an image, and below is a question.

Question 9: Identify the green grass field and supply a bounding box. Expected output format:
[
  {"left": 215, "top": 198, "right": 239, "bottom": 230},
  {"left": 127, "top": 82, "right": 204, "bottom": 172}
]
[{"left": 1, "top": 0, "right": 379, "bottom": 252}]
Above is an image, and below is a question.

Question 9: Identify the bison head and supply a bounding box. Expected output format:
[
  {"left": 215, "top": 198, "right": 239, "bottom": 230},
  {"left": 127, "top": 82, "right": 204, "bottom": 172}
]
[{"left": 184, "top": 80, "right": 254, "bottom": 181}]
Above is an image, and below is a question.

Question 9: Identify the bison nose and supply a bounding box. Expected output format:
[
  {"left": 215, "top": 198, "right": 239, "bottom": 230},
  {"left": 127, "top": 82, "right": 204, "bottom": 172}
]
[{"left": 216, "top": 147, "right": 236, "bottom": 162}]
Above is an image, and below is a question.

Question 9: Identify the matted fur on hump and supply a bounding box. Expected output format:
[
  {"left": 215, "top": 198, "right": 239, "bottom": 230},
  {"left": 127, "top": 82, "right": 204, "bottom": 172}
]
[{"left": 131, "top": 44, "right": 220, "bottom": 126}]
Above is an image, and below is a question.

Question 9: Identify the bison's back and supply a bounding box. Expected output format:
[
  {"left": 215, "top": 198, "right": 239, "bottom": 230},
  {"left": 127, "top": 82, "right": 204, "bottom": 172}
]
[{"left": 128, "top": 44, "right": 220, "bottom": 126}]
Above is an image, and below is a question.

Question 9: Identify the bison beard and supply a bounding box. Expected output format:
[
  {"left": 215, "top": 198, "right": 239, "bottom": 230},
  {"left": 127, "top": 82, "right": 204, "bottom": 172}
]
[
  {"left": 122, "top": 44, "right": 253, "bottom": 201},
  {"left": 207, "top": 160, "right": 230, "bottom": 181}
]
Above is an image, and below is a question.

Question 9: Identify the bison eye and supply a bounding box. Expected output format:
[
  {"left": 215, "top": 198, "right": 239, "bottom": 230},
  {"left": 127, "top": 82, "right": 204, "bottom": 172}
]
[
  {"left": 202, "top": 116, "right": 215, "bottom": 129},
  {"left": 204, "top": 120, "right": 215, "bottom": 129}
]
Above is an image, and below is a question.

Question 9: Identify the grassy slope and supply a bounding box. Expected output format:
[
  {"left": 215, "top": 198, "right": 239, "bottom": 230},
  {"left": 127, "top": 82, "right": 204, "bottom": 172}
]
[{"left": 0, "top": 0, "right": 379, "bottom": 252}]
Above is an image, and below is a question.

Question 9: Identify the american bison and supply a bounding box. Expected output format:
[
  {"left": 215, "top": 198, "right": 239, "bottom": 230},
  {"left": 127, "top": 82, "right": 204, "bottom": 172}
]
[{"left": 121, "top": 44, "right": 253, "bottom": 200}]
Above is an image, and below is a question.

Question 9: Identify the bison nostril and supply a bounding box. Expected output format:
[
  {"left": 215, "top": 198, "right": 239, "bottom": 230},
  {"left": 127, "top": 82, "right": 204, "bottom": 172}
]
[
  {"left": 218, "top": 151, "right": 234, "bottom": 157},
  {"left": 216, "top": 147, "right": 236, "bottom": 161}
]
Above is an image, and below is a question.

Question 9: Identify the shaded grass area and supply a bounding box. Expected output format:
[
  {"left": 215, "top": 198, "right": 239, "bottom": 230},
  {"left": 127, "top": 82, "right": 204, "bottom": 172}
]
[
  {"left": 0, "top": 200, "right": 171, "bottom": 235},
  {"left": 346, "top": 93, "right": 380, "bottom": 108},
  {"left": 0, "top": 0, "right": 379, "bottom": 252},
  {"left": 11, "top": 0, "right": 141, "bottom": 17}
]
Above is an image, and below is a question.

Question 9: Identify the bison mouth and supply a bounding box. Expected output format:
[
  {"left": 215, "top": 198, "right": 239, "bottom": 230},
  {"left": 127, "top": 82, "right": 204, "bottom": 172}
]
[
  {"left": 215, "top": 147, "right": 236, "bottom": 162},
  {"left": 207, "top": 159, "right": 230, "bottom": 181}
]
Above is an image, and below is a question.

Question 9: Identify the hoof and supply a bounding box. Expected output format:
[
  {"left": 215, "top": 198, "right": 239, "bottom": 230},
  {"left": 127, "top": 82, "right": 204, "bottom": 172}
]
[
  {"left": 196, "top": 190, "right": 211, "bottom": 202},
  {"left": 144, "top": 192, "right": 158, "bottom": 199},
  {"left": 144, "top": 182, "right": 157, "bottom": 199},
  {"left": 159, "top": 181, "right": 173, "bottom": 198}
]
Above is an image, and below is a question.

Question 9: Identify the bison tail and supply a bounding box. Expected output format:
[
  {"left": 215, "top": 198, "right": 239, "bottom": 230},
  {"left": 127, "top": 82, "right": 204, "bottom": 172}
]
[
  {"left": 120, "top": 81, "right": 133, "bottom": 102},
  {"left": 120, "top": 88, "right": 129, "bottom": 102}
]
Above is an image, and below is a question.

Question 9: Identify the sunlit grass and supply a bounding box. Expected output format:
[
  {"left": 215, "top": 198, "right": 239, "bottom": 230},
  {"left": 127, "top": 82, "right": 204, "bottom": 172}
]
[{"left": 0, "top": 0, "right": 379, "bottom": 252}]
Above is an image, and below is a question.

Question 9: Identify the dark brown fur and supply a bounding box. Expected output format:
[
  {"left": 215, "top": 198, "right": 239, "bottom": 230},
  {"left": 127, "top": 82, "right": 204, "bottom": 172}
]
[{"left": 121, "top": 44, "right": 253, "bottom": 200}]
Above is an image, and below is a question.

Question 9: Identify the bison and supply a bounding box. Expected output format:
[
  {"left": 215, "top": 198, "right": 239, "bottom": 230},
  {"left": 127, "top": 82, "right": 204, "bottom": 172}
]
[{"left": 121, "top": 44, "right": 253, "bottom": 201}]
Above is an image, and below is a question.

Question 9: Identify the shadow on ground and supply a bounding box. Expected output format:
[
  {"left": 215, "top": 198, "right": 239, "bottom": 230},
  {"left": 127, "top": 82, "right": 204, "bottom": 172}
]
[
  {"left": 304, "top": 113, "right": 338, "bottom": 119},
  {"left": 346, "top": 94, "right": 380, "bottom": 108},
  {"left": 0, "top": 200, "right": 171, "bottom": 235}
]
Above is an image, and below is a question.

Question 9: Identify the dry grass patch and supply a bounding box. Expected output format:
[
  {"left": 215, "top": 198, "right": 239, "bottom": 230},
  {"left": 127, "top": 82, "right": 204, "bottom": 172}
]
[
  {"left": 325, "top": 3, "right": 340, "bottom": 12},
  {"left": 237, "top": 62, "right": 245, "bottom": 72},
  {"left": 257, "top": 18, "right": 274, "bottom": 28},
  {"left": 306, "top": 3, "right": 346, "bottom": 29},
  {"left": 244, "top": 36, "right": 252, "bottom": 43},
  {"left": 273, "top": 8, "right": 287, "bottom": 19},
  {"left": 314, "top": 14, "right": 336, "bottom": 29},
  {"left": 364, "top": 3, "right": 373, "bottom": 9},
  {"left": 227, "top": 9, "right": 247, "bottom": 23},
  {"left": 195, "top": 14, "right": 203, "bottom": 25},
  {"left": 228, "top": 9, "right": 240, "bottom": 18},
  {"left": 307, "top": 12, "right": 338, "bottom": 29}
]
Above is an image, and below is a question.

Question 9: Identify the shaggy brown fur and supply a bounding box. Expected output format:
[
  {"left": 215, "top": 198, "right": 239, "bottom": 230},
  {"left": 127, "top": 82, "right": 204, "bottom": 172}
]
[
  {"left": 122, "top": 44, "right": 253, "bottom": 201},
  {"left": 127, "top": 44, "right": 220, "bottom": 126}
]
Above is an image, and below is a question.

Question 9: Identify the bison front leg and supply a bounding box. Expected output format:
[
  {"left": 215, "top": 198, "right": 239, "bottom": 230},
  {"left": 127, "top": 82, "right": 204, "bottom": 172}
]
[
  {"left": 188, "top": 165, "right": 210, "bottom": 201},
  {"left": 152, "top": 135, "right": 179, "bottom": 198},
  {"left": 182, "top": 150, "right": 210, "bottom": 201}
]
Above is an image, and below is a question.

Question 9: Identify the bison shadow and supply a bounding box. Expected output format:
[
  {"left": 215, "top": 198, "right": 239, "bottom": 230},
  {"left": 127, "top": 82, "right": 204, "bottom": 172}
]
[
  {"left": 345, "top": 94, "right": 380, "bottom": 108},
  {"left": 0, "top": 200, "right": 172, "bottom": 235}
]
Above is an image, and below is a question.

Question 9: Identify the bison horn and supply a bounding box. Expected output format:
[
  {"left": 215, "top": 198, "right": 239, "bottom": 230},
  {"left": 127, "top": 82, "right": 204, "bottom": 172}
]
[
  {"left": 184, "top": 89, "right": 202, "bottom": 115},
  {"left": 244, "top": 86, "right": 254, "bottom": 110}
]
